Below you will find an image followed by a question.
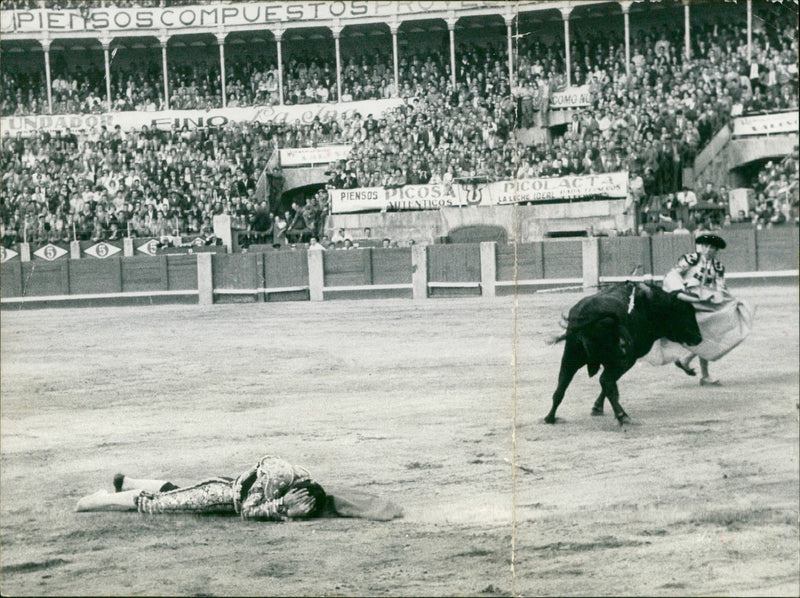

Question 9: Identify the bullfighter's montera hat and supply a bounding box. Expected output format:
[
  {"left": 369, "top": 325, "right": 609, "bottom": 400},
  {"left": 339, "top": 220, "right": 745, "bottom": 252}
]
[{"left": 695, "top": 233, "right": 726, "bottom": 249}]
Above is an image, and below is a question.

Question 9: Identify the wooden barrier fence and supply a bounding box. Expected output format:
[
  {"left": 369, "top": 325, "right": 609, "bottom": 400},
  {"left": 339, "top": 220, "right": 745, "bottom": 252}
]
[{"left": 1, "top": 228, "right": 797, "bottom": 308}]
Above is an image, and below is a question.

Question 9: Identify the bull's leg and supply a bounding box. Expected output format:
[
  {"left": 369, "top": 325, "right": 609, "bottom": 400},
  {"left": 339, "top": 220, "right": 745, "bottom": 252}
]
[
  {"left": 591, "top": 391, "right": 606, "bottom": 416},
  {"left": 584, "top": 317, "right": 621, "bottom": 418},
  {"left": 545, "top": 336, "right": 585, "bottom": 424},
  {"left": 599, "top": 366, "right": 630, "bottom": 424}
]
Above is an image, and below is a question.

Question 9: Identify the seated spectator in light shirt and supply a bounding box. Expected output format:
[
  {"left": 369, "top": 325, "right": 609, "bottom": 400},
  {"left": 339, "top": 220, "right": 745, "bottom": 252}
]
[
  {"left": 677, "top": 186, "right": 697, "bottom": 208},
  {"left": 382, "top": 79, "right": 398, "bottom": 99},
  {"left": 264, "top": 74, "right": 278, "bottom": 102},
  {"left": 331, "top": 228, "right": 351, "bottom": 244}
]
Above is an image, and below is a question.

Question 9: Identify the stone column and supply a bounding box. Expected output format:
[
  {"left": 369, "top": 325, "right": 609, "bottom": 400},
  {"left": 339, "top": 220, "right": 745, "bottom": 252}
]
[
  {"left": 620, "top": 1, "right": 631, "bottom": 79},
  {"left": 42, "top": 39, "right": 53, "bottom": 114},
  {"left": 160, "top": 36, "right": 170, "bottom": 109},
  {"left": 448, "top": 19, "right": 457, "bottom": 86},
  {"left": 275, "top": 29, "right": 284, "bottom": 105},
  {"left": 217, "top": 32, "right": 227, "bottom": 108},
  {"left": 391, "top": 22, "right": 400, "bottom": 94},
  {"left": 746, "top": 0, "right": 752, "bottom": 63},
  {"left": 101, "top": 38, "right": 112, "bottom": 111},
  {"left": 505, "top": 15, "right": 514, "bottom": 87},
  {"left": 333, "top": 26, "right": 342, "bottom": 102},
  {"left": 560, "top": 7, "right": 572, "bottom": 87},
  {"left": 683, "top": 0, "right": 690, "bottom": 61}
]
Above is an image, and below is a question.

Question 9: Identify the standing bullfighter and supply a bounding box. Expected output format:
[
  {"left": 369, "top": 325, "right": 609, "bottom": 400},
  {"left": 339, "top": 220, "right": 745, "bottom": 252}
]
[{"left": 661, "top": 233, "right": 753, "bottom": 386}]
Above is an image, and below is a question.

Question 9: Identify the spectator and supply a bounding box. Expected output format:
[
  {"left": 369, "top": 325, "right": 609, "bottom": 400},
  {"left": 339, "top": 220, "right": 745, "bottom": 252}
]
[
  {"left": 308, "top": 236, "right": 325, "bottom": 251},
  {"left": 699, "top": 181, "right": 720, "bottom": 204},
  {"left": 330, "top": 228, "right": 350, "bottom": 244}
]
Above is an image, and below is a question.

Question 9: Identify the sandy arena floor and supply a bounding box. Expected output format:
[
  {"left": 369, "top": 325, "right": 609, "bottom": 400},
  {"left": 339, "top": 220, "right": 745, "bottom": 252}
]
[{"left": 1, "top": 285, "right": 798, "bottom": 596}]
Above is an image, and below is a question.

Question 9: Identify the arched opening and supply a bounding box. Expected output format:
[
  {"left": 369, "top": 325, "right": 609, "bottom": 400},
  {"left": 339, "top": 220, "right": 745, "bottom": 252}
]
[
  {"left": 339, "top": 22, "right": 392, "bottom": 101},
  {"left": 278, "top": 182, "right": 327, "bottom": 215},
  {"left": 397, "top": 18, "right": 450, "bottom": 95},
  {"left": 454, "top": 14, "right": 508, "bottom": 90},
  {"left": 167, "top": 33, "right": 221, "bottom": 109},
  {"left": 107, "top": 36, "right": 162, "bottom": 111},
  {"left": 49, "top": 37, "right": 104, "bottom": 114},
  {"left": 514, "top": 8, "right": 565, "bottom": 85},
  {"left": 224, "top": 30, "right": 279, "bottom": 107},
  {"left": 281, "top": 27, "right": 336, "bottom": 104},
  {"left": 1, "top": 39, "right": 47, "bottom": 116},
  {"left": 569, "top": 2, "right": 623, "bottom": 88}
]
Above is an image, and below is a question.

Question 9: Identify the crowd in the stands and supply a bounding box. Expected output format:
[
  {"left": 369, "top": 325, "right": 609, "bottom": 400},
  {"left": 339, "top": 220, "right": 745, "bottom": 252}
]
[
  {"left": 0, "top": 121, "right": 285, "bottom": 246},
  {"left": 1, "top": 3, "right": 797, "bottom": 246},
  {"left": 750, "top": 152, "right": 799, "bottom": 228}
]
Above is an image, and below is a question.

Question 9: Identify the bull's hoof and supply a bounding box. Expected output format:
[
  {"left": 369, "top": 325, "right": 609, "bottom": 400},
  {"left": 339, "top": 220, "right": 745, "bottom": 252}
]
[
  {"left": 591, "top": 407, "right": 604, "bottom": 416},
  {"left": 616, "top": 414, "right": 631, "bottom": 425},
  {"left": 544, "top": 415, "right": 557, "bottom": 424}
]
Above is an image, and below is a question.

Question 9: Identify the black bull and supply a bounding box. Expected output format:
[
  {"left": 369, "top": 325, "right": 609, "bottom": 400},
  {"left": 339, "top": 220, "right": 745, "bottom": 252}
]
[{"left": 545, "top": 282, "right": 703, "bottom": 424}]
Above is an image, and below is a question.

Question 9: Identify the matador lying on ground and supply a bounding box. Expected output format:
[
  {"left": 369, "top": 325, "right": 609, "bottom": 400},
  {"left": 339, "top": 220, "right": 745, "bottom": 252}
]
[{"left": 76, "top": 454, "right": 403, "bottom": 522}]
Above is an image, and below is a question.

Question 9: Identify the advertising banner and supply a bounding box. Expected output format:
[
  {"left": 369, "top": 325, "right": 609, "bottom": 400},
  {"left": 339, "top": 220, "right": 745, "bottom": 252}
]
[
  {"left": 0, "top": 98, "right": 404, "bottom": 136},
  {"left": 330, "top": 183, "right": 464, "bottom": 213},
  {"left": 1, "top": 1, "right": 514, "bottom": 34},
  {"left": 454, "top": 172, "right": 629, "bottom": 206},
  {"left": 279, "top": 145, "right": 352, "bottom": 167},
  {"left": 731, "top": 111, "right": 799, "bottom": 137},
  {"left": 330, "top": 172, "right": 629, "bottom": 213},
  {"left": 549, "top": 85, "right": 592, "bottom": 109},
  {"left": 330, "top": 187, "right": 387, "bottom": 213},
  {"left": 512, "top": 85, "right": 592, "bottom": 110}
]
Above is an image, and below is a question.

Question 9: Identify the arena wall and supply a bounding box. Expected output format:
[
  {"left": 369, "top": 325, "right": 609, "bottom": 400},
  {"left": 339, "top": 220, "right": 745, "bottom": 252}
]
[
  {"left": 326, "top": 201, "right": 635, "bottom": 245},
  {"left": 2, "top": 228, "right": 796, "bottom": 309}
]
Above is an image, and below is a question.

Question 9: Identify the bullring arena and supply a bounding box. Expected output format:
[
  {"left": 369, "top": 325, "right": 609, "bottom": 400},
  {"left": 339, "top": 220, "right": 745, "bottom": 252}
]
[
  {"left": 2, "top": 0, "right": 800, "bottom": 595},
  {"left": 1, "top": 284, "right": 798, "bottom": 595}
]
